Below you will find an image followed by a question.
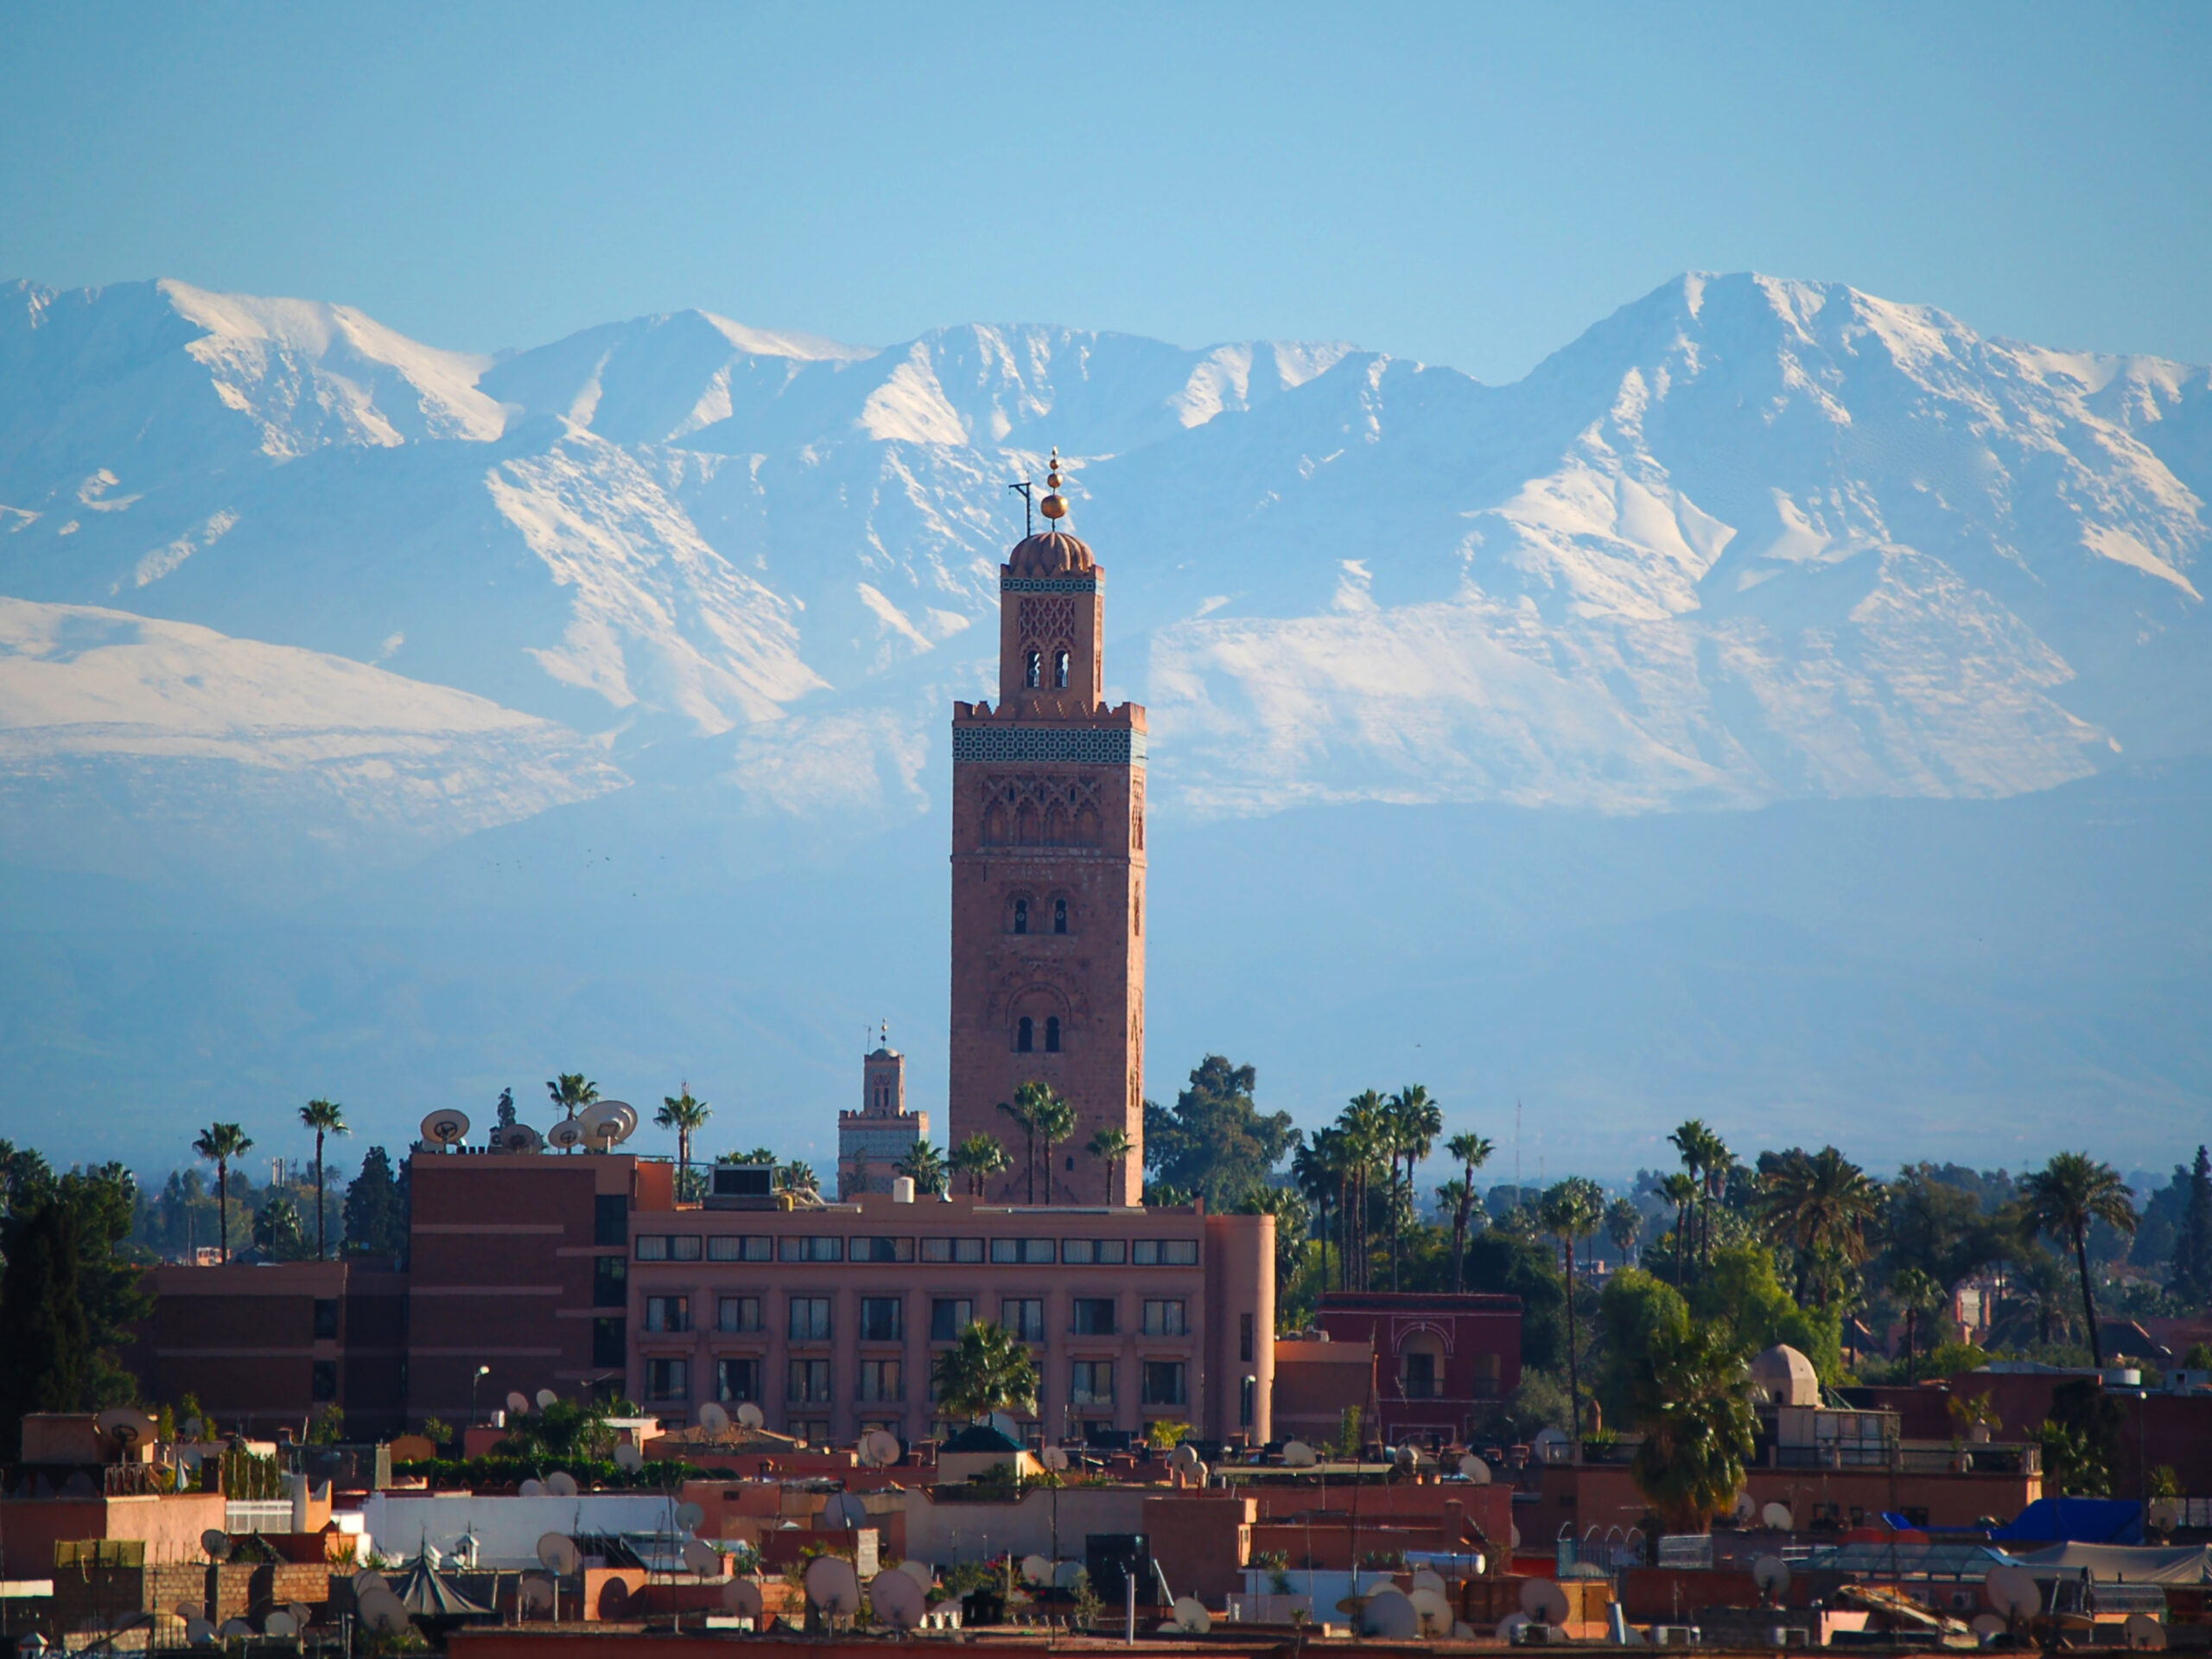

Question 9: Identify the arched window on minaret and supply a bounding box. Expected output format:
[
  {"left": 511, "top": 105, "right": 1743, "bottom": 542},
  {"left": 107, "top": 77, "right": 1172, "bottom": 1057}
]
[
  {"left": 1053, "top": 898, "right": 1068, "bottom": 934},
  {"left": 1054, "top": 649, "right": 1070, "bottom": 690},
  {"left": 1025, "top": 649, "right": 1041, "bottom": 689},
  {"left": 1045, "top": 1015, "right": 1062, "bottom": 1052},
  {"left": 1017, "top": 1016, "right": 1034, "bottom": 1053},
  {"left": 1013, "top": 898, "right": 1029, "bottom": 935}
]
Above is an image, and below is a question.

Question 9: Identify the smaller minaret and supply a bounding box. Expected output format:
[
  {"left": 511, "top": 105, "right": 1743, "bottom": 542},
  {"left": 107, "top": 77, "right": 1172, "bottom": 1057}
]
[{"left": 838, "top": 1024, "right": 928, "bottom": 1198}]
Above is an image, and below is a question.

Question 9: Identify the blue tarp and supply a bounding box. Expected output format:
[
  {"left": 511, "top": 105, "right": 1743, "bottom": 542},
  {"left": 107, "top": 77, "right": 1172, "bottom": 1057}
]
[{"left": 1989, "top": 1497, "right": 2144, "bottom": 1545}]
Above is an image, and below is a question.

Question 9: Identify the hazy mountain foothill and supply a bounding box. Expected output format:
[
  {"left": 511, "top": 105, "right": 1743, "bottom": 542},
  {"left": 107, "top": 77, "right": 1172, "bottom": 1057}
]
[{"left": 2, "top": 270, "right": 2207, "bottom": 1170}]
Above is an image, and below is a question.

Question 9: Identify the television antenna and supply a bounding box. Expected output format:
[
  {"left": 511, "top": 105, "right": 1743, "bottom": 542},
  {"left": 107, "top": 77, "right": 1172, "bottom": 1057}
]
[{"left": 1007, "top": 479, "right": 1034, "bottom": 537}]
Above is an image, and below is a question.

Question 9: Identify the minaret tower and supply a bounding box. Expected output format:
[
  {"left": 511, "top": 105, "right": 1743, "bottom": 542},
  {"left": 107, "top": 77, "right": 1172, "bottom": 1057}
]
[{"left": 948, "top": 452, "right": 1146, "bottom": 1204}]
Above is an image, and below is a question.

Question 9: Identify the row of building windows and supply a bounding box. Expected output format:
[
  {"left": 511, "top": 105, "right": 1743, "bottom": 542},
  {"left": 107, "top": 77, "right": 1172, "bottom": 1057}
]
[
  {"left": 634, "top": 1235, "right": 1198, "bottom": 1267},
  {"left": 642, "top": 1294, "right": 1189, "bottom": 1341},
  {"left": 641, "top": 1354, "right": 1188, "bottom": 1408}
]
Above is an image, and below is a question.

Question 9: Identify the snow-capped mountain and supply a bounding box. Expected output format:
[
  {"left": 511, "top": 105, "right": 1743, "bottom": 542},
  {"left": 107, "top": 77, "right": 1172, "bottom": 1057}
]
[{"left": 2, "top": 271, "right": 2207, "bottom": 869}]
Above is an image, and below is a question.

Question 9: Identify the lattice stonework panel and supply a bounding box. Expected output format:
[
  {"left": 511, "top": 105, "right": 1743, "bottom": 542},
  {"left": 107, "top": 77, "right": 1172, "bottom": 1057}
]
[
  {"left": 953, "top": 728, "right": 1145, "bottom": 766},
  {"left": 1019, "top": 594, "right": 1077, "bottom": 645}
]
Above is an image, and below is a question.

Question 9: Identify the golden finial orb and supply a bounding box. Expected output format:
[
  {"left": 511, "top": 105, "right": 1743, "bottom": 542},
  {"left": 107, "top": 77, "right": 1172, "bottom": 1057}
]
[{"left": 1039, "top": 445, "right": 1068, "bottom": 521}]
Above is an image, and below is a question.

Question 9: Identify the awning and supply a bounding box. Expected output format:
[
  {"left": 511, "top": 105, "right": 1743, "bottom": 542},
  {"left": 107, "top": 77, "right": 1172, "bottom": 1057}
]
[{"left": 2013, "top": 1543, "right": 2212, "bottom": 1585}]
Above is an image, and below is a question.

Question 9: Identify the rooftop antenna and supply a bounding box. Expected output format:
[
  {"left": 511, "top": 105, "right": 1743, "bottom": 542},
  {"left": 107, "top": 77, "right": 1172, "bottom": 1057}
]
[{"left": 1008, "top": 478, "right": 1033, "bottom": 537}]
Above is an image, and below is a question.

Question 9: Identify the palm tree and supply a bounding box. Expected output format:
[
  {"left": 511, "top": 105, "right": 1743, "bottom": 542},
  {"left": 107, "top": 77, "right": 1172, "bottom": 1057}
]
[
  {"left": 1385, "top": 1086, "right": 1442, "bottom": 1290},
  {"left": 1292, "top": 1136, "right": 1339, "bottom": 1291},
  {"left": 297, "top": 1098, "right": 347, "bottom": 1261},
  {"left": 1338, "top": 1091, "right": 1389, "bottom": 1290},
  {"left": 1889, "top": 1266, "right": 1944, "bottom": 1381},
  {"left": 1541, "top": 1177, "right": 1605, "bottom": 1448},
  {"left": 780, "top": 1160, "right": 819, "bottom": 1198},
  {"left": 1630, "top": 1320, "right": 1758, "bottom": 1533},
  {"left": 1660, "top": 1173, "right": 1698, "bottom": 1286},
  {"left": 896, "top": 1141, "right": 949, "bottom": 1198},
  {"left": 547, "top": 1073, "right": 598, "bottom": 1151},
  {"left": 998, "top": 1092, "right": 1042, "bottom": 1204},
  {"left": 931, "top": 1321, "right": 1039, "bottom": 1424},
  {"left": 1700, "top": 1133, "right": 1738, "bottom": 1266},
  {"left": 193, "top": 1122, "right": 254, "bottom": 1263},
  {"left": 1086, "top": 1126, "right": 1133, "bottom": 1205},
  {"left": 1758, "top": 1147, "right": 1881, "bottom": 1306},
  {"left": 1028, "top": 1085, "right": 1077, "bottom": 1205},
  {"left": 655, "top": 1084, "right": 712, "bottom": 1197},
  {"left": 1445, "top": 1131, "right": 1494, "bottom": 1293},
  {"left": 1667, "top": 1122, "right": 1709, "bottom": 1268},
  {"left": 952, "top": 1133, "right": 1009, "bottom": 1198},
  {"left": 2018, "top": 1151, "right": 2140, "bottom": 1368},
  {"left": 1605, "top": 1197, "right": 1643, "bottom": 1268}
]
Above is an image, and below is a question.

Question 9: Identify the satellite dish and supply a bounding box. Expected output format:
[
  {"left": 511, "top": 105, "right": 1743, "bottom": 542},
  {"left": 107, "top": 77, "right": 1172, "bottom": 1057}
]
[
  {"left": 1054, "top": 1560, "right": 1087, "bottom": 1590},
  {"left": 351, "top": 1571, "right": 388, "bottom": 1599},
  {"left": 1986, "top": 1566, "right": 2040, "bottom": 1622},
  {"left": 493, "top": 1123, "right": 545, "bottom": 1154},
  {"left": 547, "top": 1121, "right": 586, "bottom": 1152},
  {"left": 519, "top": 1478, "right": 544, "bottom": 1497},
  {"left": 1732, "top": 1490, "right": 1758, "bottom": 1524},
  {"left": 1411, "top": 1568, "right": 1448, "bottom": 1596},
  {"left": 1752, "top": 1556, "right": 1790, "bottom": 1599},
  {"left": 536, "top": 1388, "right": 559, "bottom": 1409},
  {"left": 1168, "top": 1442, "right": 1199, "bottom": 1471},
  {"left": 1282, "top": 1440, "right": 1317, "bottom": 1467},
  {"left": 870, "top": 1567, "right": 926, "bottom": 1630},
  {"left": 183, "top": 1618, "right": 216, "bottom": 1649},
  {"left": 1510, "top": 1524, "right": 1522, "bottom": 1548},
  {"left": 721, "top": 1580, "right": 763, "bottom": 1618},
  {"left": 173, "top": 1604, "right": 201, "bottom": 1622},
  {"left": 677, "top": 1500, "right": 707, "bottom": 1532},
  {"left": 1410, "top": 1587, "right": 1455, "bottom": 1636},
  {"left": 1394, "top": 1443, "right": 1421, "bottom": 1470},
  {"left": 861, "top": 1428, "right": 902, "bottom": 1468},
  {"left": 613, "top": 1443, "right": 643, "bottom": 1471},
  {"left": 287, "top": 1604, "right": 311, "bottom": 1631},
  {"left": 545, "top": 1471, "right": 578, "bottom": 1497},
  {"left": 1458, "top": 1452, "right": 1491, "bottom": 1484},
  {"left": 823, "top": 1493, "right": 868, "bottom": 1529},
  {"left": 1361, "top": 1589, "right": 1418, "bottom": 1638},
  {"left": 420, "top": 1109, "right": 470, "bottom": 1147},
  {"left": 698, "top": 1402, "right": 731, "bottom": 1436},
  {"left": 263, "top": 1612, "right": 297, "bottom": 1638},
  {"left": 1971, "top": 1614, "right": 2007, "bottom": 1640},
  {"left": 507, "top": 1391, "right": 532, "bottom": 1416},
  {"left": 683, "top": 1541, "right": 721, "bottom": 1576},
  {"left": 218, "top": 1616, "right": 254, "bottom": 1636},
  {"left": 1021, "top": 1554, "right": 1053, "bottom": 1586},
  {"left": 736, "top": 1402, "right": 765, "bottom": 1429},
  {"left": 1522, "top": 1580, "right": 1570, "bottom": 1627},
  {"left": 536, "top": 1534, "right": 582, "bottom": 1575},
  {"left": 2127, "top": 1614, "right": 2170, "bottom": 1650},
  {"left": 804, "top": 1555, "right": 861, "bottom": 1619},
  {"left": 97, "top": 1406, "right": 156, "bottom": 1447},
  {"left": 1039, "top": 1445, "right": 1069, "bottom": 1471},
  {"left": 200, "top": 1530, "right": 231, "bottom": 1561},
  {"left": 519, "top": 1578, "right": 556, "bottom": 1618},
  {"left": 1497, "top": 1613, "right": 1531, "bottom": 1643},
  {"left": 897, "top": 1560, "right": 935, "bottom": 1592},
  {"left": 988, "top": 1409, "right": 1020, "bottom": 1440},
  {"left": 181, "top": 1416, "right": 203, "bottom": 1440},
  {"left": 1169, "top": 1597, "right": 1212, "bottom": 1634},
  {"left": 1763, "top": 1502, "right": 1795, "bottom": 1531}
]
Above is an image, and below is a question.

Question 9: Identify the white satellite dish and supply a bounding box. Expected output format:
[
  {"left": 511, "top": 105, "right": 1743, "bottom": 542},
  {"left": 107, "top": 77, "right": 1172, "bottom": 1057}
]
[
  {"left": 1039, "top": 1444, "right": 1069, "bottom": 1471},
  {"left": 263, "top": 1612, "right": 297, "bottom": 1638},
  {"left": 613, "top": 1443, "right": 643, "bottom": 1471},
  {"left": 1762, "top": 1501, "right": 1795, "bottom": 1531},
  {"left": 1360, "top": 1589, "right": 1417, "bottom": 1638},
  {"left": 536, "top": 1388, "right": 560, "bottom": 1409},
  {"left": 1971, "top": 1614, "right": 2007, "bottom": 1640},
  {"left": 698, "top": 1402, "right": 731, "bottom": 1435},
  {"left": 822, "top": 1493, "right": 868, "bottom": 1529},
  {"left": 506, "top": 1390, "right": 532, "bottom": 1416},
  {"left": 547, "top": 1121, "right": 586, "bottom": 1152},
  {"left": 987, "top": 1409, "right": 1020, "bottom": 1440},
  {"left": 536, "top": 1534, "right": 582, "bottom": 1575},
  {"left": 1458, "top": 1452, "right": 1491, "bottom": 1484},
  {"left": 1522, "top": 1580, "right": 1570, "bottom": 1626},
  {"left": 1410, "top": 1568, "right": 1448, "bottom": 1596},
  {"left": 1986, "top": 1566, "right": 2040, "bottom": 1622},
  {"left": 1020, "top": 1554, "right": 1053, "bottom": 1586},
  {"left": 287, "top": 1604, "right": 311, "bottom": 1631},
  {"left": 2127, "top": 1613, "right": 2170, "bottom": 1650},
  {"left": 870, "top": 1567, "right": 925, "bottom": 1630},
  {"left": 97, "top": 1406, "right": 156, "bottom": 1447},
  {"left": 184, "top": 1618, "right": 216, "bottom": 1648},
  {"left": 1169, "top": 1597, "right": 1212, "bottom": 1634},
  {"left": 1168, "top": 1442, "right": 1199, "bottom": 1472},
  {"left": 1752, "top": 1556, "right": 1790, "bottom": 1599},
  {"left": 736, "top": 1402, "right": 766, "bottom": 1429},
  {"left": 200, "top": 1530, "right": 231, "bottom": 1561},
  {"left": 677, "top": 1500, "right": 707, "bottom": 1532},
  {"left": 721, "top": 1580, "right": 763, "bottom": 1618},
  {"left": 545, "top": 1471, "right": 578, "bottom": 1497},
  {"left": 1732, "top": 1490, "right": 1757, "bottom": 1524},
  {"left": 1054, "top": 1560, "right": 1087, "bottom": 1590},
  {"left": 493, "top": 1123, "right": 545, "bottom": 1154},
  {"left": 420, "top": 1109, "right": 470, "bottom": 1148},
  {"left": 1393, "top": 1443, "right": 1421, "bottom": 1471},
  {"left": 682, "top": 1540, "right": 721, "bottom": 1576},
  {"left": 518, "top": 1578, "right": 556, "bottom": 1618},
  {"left": 1510, "top": 1523, "right": 1522, "bottom": 1548},
  {"left": 897, "top": 1560, "right": 935, "bottom": 1592},
  {"left": 804, "top": 1555, "right": 861, "bottom": 1619},
  {"left": 861, "top": 1428, "right": 902, "bottom": 1468},
  {"left": 519, "top": 1478, "right": 544, "bottom": 1497},
  {"left": 1497, "top": 1613, "right": 1531, "bottom": 1643},
  {"left": 351, "top": 1570, "right": 388, "bottom": 1599},
  {"left": 1282, "top": 1440, "right": 1317, "bottom": 1467},
  {"left": 1410, "top": 1587, "right": 1455, "bottom": 1636}
]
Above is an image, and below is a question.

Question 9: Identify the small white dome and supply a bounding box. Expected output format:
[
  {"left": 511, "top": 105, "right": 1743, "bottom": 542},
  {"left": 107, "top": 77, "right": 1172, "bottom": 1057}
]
[{"left": 1751, "top": 1344, "right": 1820, "bottom": 1407}]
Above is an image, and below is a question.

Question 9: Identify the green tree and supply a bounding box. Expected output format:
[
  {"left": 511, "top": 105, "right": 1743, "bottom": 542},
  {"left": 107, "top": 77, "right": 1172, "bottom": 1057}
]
[
  {"left": 1541, "top": 1177, "right": 1605, "bottom": 1446},
  {"left": 1605, "top": 1197, "right": 1644, "bottom": 1268},
  {"left": 2169, "top": 1147, "right": 2212, "bottom": 1310},
  {"left": 1757, "top": 1147, "right": 1879, "bottom": 1306},
  {"left": 1594, "top": 1268, "right": 1691, "bottom": 1429},
  {"left": 997, "top": 1092, "right": 1042, "bottom": 1204},
  {"left": 251, "top": 1194, "right": 310, "bottom": 1262},
  {"left": 1464, "top": 1228, "right": 1568, "bottom": 1370},
  {"left": 1889, "top": 1266, "right": 1944, "bottom": 1382},
  {"left": 1335, "top": 1091, "right": 1389, "bottom": 1289},
  {"left": 1629, "top": 1318, "right": 1757, "bottom": 1534},
  {"left": 546, "top": 1073, "right": 599, "bottom": 1125},
  {"left": 1143, "top": 1057, "right": 1300, "bottom": 1213},
  {"left": 1294, "top": 1131, "right": 1348, "bottom": 1292},
  {"left": 655, "top": 1084, "right": 712, "bottom": 1196},
  {"left": 342, "top": 1146, "right": 408, "bottom": 1259},
  {"left": 1084, "top": 1127, "right": 1132, "bottom": 1206},
  {"left": 2018, "top": 1152, "right": 2139, "bottom": 1368},
  {"left": 781, "top": 1160, "right": 819, "bottom": 1198},
  {"left": 297, "top": 1099, "right": 348, "bottom": 1260},
  {"left": 896, "top": 1141, "right": 949, "bottom": 1198},
  {"left": 931, "top": 1322, "right": 1039, "bottom": 1423},
  {"left": 1384, "top": 1086, "right": 1442, "bottom": 1290},
  {"left": 1659, "top": 1173, "right": 1698, "bottom": 1286},
  {"left": 1026, "top": 1085, "right": 1077, "bottom": 1205},
  {"left": 495, "top": 1392, "right": 621, "bottom": 1461},
  {"left": 1444, "top": 1132, "right": 1493, "bottom": 1294},
  {"left": 192, "top": 1122, "right": 254, "bottom": 1263},
  {"left": 1234, "top": 1185, "right": 1311, "bottom": 1310},
  {"left": 0, "top": 1198, "right": 90, "bottom": 1455},
  {"left": 951, "top": 1134, "right": 1009, "bottom": 1198}
]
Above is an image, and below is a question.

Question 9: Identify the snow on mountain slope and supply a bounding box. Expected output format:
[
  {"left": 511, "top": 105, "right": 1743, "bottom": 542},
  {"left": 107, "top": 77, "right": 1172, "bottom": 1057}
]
[{"left": 0, "top": 270, "right": 2205, "bottom": 849}]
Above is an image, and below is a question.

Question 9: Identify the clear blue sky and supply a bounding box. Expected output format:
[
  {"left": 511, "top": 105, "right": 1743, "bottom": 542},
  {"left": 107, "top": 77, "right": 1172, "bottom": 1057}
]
[{"left": 2, "top": 1, "right": 2207, "bottom": 382}]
